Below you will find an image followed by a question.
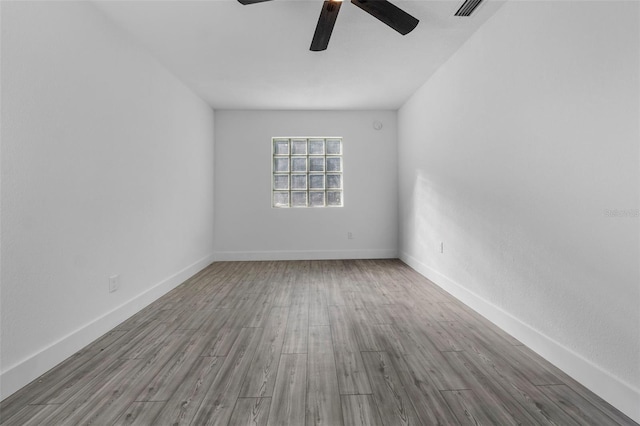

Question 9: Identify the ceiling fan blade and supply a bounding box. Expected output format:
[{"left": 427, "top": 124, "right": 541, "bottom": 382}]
[
  {"left": 350, "top": 0, "right": 418, "bottom": 35},
  {"left": 238, "top": 0, "right": 273, "bottom": 5},
  {"left": 310, "top": 0, "right": 343, "bottom": 51}
]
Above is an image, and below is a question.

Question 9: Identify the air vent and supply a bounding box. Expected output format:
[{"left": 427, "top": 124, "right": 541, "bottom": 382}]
[{"left": 455, "top": 0, "right": 483, "bottom": 16}]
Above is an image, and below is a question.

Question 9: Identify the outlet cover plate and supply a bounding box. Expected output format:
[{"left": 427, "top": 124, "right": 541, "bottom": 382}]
[{"left": 109, "top": 275, "right": 120, "bottom": 293}]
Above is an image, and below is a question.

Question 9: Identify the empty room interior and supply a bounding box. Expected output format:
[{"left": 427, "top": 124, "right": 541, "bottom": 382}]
[{"left": 1, "top": 0, "right": 638, "bottom": 424}]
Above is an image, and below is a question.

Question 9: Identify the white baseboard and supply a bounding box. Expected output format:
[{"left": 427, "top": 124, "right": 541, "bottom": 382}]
[
  {"left": 400, "top": 251, "right": 640, "bottom": 424},
  {"left": 214, "top": 249, "right": 398, "bottom": 261},
  {"left": 0, "top": 253, "right": 216, "bottom": 401}
]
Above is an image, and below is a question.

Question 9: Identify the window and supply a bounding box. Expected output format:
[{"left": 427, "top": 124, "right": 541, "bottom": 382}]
[{"left": 272, "top": 137, "right": 343, "bottom": 208}]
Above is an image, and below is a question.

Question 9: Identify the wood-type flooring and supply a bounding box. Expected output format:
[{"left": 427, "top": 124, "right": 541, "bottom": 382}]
[{"left": 1, "top": 259, "right": 636, "bottom": 425}]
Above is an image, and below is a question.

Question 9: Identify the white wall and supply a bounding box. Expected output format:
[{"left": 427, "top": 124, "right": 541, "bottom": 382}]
[
  {"left": 398, "top": 1, "right": 639, "bottom": 421},
  {"left": 214, "top": 110, "right": 397, "bottom": 260},
  {"left": 0, "top": 1, "right": 215, "bottom": 399}
]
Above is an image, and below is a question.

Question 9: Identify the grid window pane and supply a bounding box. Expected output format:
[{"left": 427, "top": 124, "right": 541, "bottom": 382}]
[
  {"left": 327, "top": 191, "right": 343, "bottom": 206},
  {"left": 274, "top": 157, "right": 289, "bottom": 172},
  {"left": 291, "top": 157, "right": 307, "bottom": 172},
  {"left": 309, "top": 174, "right": 324, "bottom": 189},
  {"left": 274, "top": 175, "right": 289, "bottom": 190},
  {"left": 274, "top": 191, "right": 290, "bottom": 207},
  {"left": 291, "top": 174, "right": 307, "bottom": 190},
  {"left": 309, "top": 191, "right": 325, "bottom": 207},
  {"left": 309, "top": 139, "right": 325, "bottom": 155},
  {"left": 326, "top": 139, "right": 341, "bottom": 155},
  {"left": 309, "top": 157, "right": 325, "bottom": 172},
  {"left": 291, "top": 139, "right": 307, "bottom": 155},
  {"left": 326, "top": 157, "right": 341, "bottom": 172},
  {"left": 326, "top": 174, "right": 342, "bottom": 189},
  {"left": 274, "top": 139, "right": 289, "bottom": 155},
  {"left": 272, "top": 137, "right": 342, "bottom": 208},
  {"left": 291, "top": 191, "right": 307, "bottom": 207}
]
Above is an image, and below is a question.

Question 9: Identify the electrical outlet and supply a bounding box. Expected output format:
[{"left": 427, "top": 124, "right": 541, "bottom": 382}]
[
  {"left": 347, "top": 232, "right": 354, "bottom": 240},
  {"left": 109, "top": 275, "right": 120, "bottom": 293}
]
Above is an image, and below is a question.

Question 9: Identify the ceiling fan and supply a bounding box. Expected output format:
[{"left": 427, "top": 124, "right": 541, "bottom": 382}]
[{"left": 237, "top": 0, "right": 420, "bottom": 51}]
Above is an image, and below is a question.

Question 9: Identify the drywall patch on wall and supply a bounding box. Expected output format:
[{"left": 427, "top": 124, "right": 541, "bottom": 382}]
[
  {"left": 1, "top": 1, "right": 215, "bottom": 399},
  {"left": 397, "top": 0, "right": 639, "bottom": 421},
  {"left": 213, "top": 110, "right": 398, "bottom": 261}
]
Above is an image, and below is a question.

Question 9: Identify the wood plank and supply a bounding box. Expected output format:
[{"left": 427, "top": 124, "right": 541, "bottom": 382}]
[
  {"left": 441, "top": 389, "right": 519, "bottom": 426},
  {"left": 442, "top": 320, "right": 593, "bottom": 426},
  {"left": 444, "top": 319, "right": 523, "bottom": 362},
  {"left": 395, "top": 325, "right": 468, "bottom": 391},
  {"left": 308, "top": 288, "right": 330, "bottom": 326},
  {"left": 0, "top": 328, "right": 128, "bottom": 416},
  {"left": 345, "top": 289, "right": 390, "bottom": 308},
  {"left": 341, "top": 395, "right": 384, "bottom": 426},
  {"left": 228, "top": 398, "right": 271, "bottom": 426},
  {"left": 306, "top": 326, "right": 343, "bottom": 426},
  {"left": 329, "top": 307, "right": 372, "bottom": 395},
  {"left": 199, "top": 296, "right": 258, "bottom": 357},
  {"left": 512, "top": 345, "right": 570, "bottom": 386},
  {"left": 0, "top": 404, "right": 60, "bottom": 426},
  {"left": 217, "top": 291, "right": 257, "bottom": 310},
  {"left": 385, "top": 349, "right": 460, "bottom": 425},
  {"left": 113, "top": 401, "right": 166, "bottom": 426},
  {"left": 175, "top": 307, "right": 221, "bottom": 330},
  {"left": 323, "top": 269, "right": 347, "bottom": 306},
  {"left": 119, "top": 321, "right": 180, "bottom": 359},
  {"left": 361, "top": 351, "right": 421, "bottom": 426},
  {"left": 240, "top": 307, "right": 289, "bottom": 397},
  {"left": 267, "top": 353, "right": 307, "bottom": 426},
  {"left": 151, "top": 356, "right": 224, "bottom": 425},
  {"left": 282, "top": 327, "right": 307, "bottom": 354},
  {"left": 290, "top": 286, "right": 310, "bottom": 306},
  {"left": 246, "top": 294, "right": 275, "bottom": 328},
  {"left": 134, "top": 333, "right": 204, "bottom": 402},
  {"left": 187, "top": 308, "right": 233, "bottom": 356},
  {"left": 271, "top": 281, "right": 295, "bottom": 307},
  {"left": 451, "top": 304, "right": 523, "bottom": 346},
  {"left": 332, "top": 350, "right": 371, "bottom": 395},
  {"left": 374, "top": 323, "right": 408, "bottom": 356},
  {"left": 393, "top": 314, "right": 463, "bottom": 353},
  {"left": 191, "top": 327, "right": 262, "bottom": 426},
  {"left": 369, "top": 303, "right": 405, "bottom": 325},
  {"left": 10, "top": 356, "right": 125, "bottom": 421},
  {"left": 39, "top": 344, "right": 132, "bottom": 403},
  {"left": 365, "top": 305, "right": 395, "bottom": 325},
  {"left": 442, "top": 350, "right": 580, "bottom": 425},
  {"left": 45, "top": 330, "right": 194, "bottom": 425},
  {"left": 38, "top": 358, "right": 141, "bottom": 425},
  {"left": 331, "top": 305, "right": 385, "bottom": 352},
  {"left": 515, "top": 347, "right": 636, "bottom": 424},
  {"left": 283, "top": 302, "right": 309, "bottom": 354},
  {"left": 538, "top": 384, "right": 637, "bottom": 426}
]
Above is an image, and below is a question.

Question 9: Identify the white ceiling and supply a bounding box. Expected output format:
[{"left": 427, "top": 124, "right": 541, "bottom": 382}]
[{"left": 94, "top": 0, "right": 503, "bottom": 110}]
